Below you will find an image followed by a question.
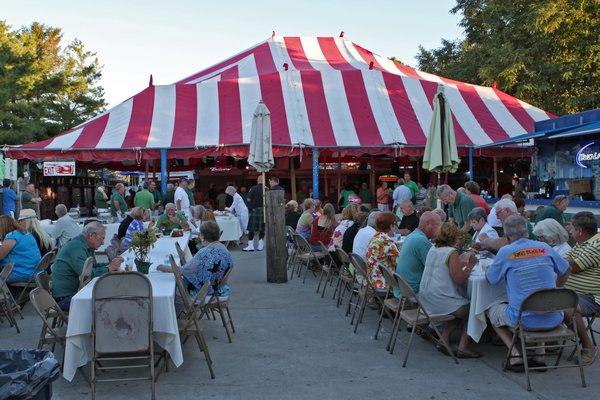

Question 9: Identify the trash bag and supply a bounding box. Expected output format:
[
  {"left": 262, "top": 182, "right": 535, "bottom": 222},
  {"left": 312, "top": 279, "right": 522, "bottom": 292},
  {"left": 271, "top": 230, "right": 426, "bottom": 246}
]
[{"left": 0, "top": 349, "right": 60, "bottom": 400}]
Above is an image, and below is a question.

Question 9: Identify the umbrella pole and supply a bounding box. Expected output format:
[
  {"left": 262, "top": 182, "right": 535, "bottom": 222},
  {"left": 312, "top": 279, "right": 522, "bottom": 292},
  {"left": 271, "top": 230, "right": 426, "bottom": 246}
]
[{"left": 262, "top": 172, "right": 266, "bottom": 224}]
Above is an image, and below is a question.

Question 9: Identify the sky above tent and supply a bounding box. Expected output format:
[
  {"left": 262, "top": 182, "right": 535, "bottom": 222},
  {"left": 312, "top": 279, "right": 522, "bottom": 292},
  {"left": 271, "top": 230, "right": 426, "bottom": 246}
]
[{"left": 3, "top": 0, "right": 463, "bottom": 108}]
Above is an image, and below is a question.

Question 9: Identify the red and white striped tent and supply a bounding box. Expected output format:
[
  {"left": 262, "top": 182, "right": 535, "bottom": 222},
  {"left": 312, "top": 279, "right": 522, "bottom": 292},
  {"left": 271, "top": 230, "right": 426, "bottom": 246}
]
[{"left": 6, "top": 35, "right": 553, "bottom": 163}]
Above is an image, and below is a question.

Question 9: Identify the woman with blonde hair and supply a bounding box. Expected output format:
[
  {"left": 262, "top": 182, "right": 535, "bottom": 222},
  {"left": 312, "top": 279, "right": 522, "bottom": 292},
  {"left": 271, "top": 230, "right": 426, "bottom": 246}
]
[
  {"left": 18, "top": 208, "right": 53, "bottom": 256},
  {"left": 123, "top": 208, "right": 155, "bottom": 251},
  {"left": 0, "top": 215, "right": 41, "bottom": 283},
  {"left": 328, "top": 203, "right": 359, "bottom": 252},
  {"left": 296, "top": 198, "right": 316, "bottom": 240},
  {"left": 285, "top": 200, "right": 301, "bottom": 230}
]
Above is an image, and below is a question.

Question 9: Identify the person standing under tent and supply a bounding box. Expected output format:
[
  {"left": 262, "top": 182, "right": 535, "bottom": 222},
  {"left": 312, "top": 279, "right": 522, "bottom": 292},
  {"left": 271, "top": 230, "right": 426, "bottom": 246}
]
[
  {"left": 175, "top": 177, "right": 191, "bottom": 219},
  {"left": 94, "top": 183, "right": 109, "bottom": 212},
  {"left": 110, "top": 183, "right": 128, "bottom": 222},
  {"left": 2, "top": 179, "right": 16, "bottom": 217},
  {"left": 225, "top": 186, "right": 249, "bottom": 240},
  {"left": 21, "top": 183, "right": 42, "bottom": 218},
  {"left": 243, "top": 176, "right": 266, "bottom": 252}
]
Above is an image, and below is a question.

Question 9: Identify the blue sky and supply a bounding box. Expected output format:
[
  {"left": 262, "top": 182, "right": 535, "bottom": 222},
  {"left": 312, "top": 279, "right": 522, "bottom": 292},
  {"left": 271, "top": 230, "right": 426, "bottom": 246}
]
[{"left": 3, "top": 0, "right": 464, "bottom": 107}]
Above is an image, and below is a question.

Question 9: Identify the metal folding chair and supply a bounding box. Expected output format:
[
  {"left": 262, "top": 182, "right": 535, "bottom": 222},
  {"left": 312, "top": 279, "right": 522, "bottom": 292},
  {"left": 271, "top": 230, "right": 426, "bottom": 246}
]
[
  {"left": 78, "top": 256, "right": 94, "bottom": 291},
  {"left": 332, "top": 248, "right": 356, "bottom": 313},
  {"left": 316, "top": 241, "right": 340, "bottom": 298},
  {"left": 170, "top": 255, "right": 215, "bottom": 379},
  {"left": 503, "top": 288, "right": 586, "bottom": 391},
  {"left": 13, "top": 251, "right": 56, "bottom": 305},
  {"left": 175, "top": 241, "right": 188, "bottom": 265},
  {"left": 0, "top": 262, "right": 23, "bottom": 333},
  {"left": 348, "top": 253, "right": 386, "bottom": 333},
  {"left": 91, "top": 272, "right": 155, "bottom": 400},
  {"left": 375, "top": 266, "right": 404, "bottom": 353},
  {"left": 289, "top": 234, "right": 324, "bottom": 283},
  {"left": 202, "top": 268, "right": 236, "bottom": 343}
]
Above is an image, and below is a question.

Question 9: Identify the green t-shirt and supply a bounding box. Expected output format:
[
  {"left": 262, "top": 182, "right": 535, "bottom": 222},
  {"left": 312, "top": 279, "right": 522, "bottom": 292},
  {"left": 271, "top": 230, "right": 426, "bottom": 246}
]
[
  {"left": 535, "top": 204, "right": 564, "bottom": 226},
  {"left": 358, "top": 188, "right": 373, "bottom": 203},
  {"left": 157, "top": 211, "right": 188, "bottom": 234},
  {"left": 51, "top": 235, "right": 108, "bottom": 298},
  {"left": 163, "top": 190, "right": 175, "bottom": 206},
  {"left": 184, "top": 187, "right": 195, "bottom": 206},
  {"left": 339, "top": 189, "right": 355, "bottom": 208},
  {"left": 110, "top": 191, "right": 128, "bottom": 216},
  {"left": 21, "top": 191, "right": 39, "bottom": 214},
  {"left": 95, "top": 190, "right": 108, "bottom": 209},
  {"left": 134, "top": 189, "right": 155, "bottom": 210},
  {"left": 150, "top": 189, "right": 162, "bottom": 205},
  {"left": 448, "top": 191, "right": 477, "bottom": 228},
  {"left": 405, "top": 180, "right": 419, "bottom": 198}
]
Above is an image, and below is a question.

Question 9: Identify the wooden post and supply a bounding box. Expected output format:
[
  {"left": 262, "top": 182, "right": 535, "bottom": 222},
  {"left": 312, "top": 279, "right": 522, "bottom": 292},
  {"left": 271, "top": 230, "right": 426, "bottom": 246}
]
[
  {"left": 337, "top": 153, "right": 342, "bottom": 203},
  {"left": 324, "top": 154, "right": 329, "bottom": 200},
  {"left": 493, "top": 156, "right": 499, "bottom": 198},
  {"left": 266, "top": 189, "right": 287, "bottom": 283},
  {"left": 290, "top": 158, "right": 297, "bottom": 201}
]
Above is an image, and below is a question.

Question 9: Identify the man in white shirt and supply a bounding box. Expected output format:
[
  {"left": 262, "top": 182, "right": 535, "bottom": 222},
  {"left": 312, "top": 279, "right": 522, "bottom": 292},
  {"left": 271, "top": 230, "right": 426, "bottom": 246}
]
[
  {"left": 392, "top": 179, "right": 412, "bottom": 212},
  {"left": 488, "top": 194, "right": 513, "bottom": 228},
  {"left": 352, "top": 211, "right": 380, "bottom": 260},
  {"left": 51, "top": 204, "right": 82, "bottom": 247},
  {"left": 174, "top": 177, "right": 191, "bottom": 219}
]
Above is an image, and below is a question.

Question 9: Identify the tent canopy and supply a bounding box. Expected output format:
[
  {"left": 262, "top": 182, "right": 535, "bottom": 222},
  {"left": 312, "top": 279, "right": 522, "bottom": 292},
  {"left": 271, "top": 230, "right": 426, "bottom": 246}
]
[{"left": 6, "top": 36, "right": 553, "bottom": 162}]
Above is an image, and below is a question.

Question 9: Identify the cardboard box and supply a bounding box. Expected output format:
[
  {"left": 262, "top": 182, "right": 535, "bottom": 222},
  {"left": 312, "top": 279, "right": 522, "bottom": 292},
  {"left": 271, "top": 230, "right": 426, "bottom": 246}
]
[{"left": 568, "top": 179, "right": 592, "bottom": 195}]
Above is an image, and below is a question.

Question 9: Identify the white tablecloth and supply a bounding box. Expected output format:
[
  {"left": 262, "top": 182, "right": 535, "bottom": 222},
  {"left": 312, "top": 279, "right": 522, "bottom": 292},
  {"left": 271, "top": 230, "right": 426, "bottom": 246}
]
[
  {"left": 215, "top": 216, "right": 242, "bottom": 242},
  {"left": 123, "top": 233, "right": 193, "bottom": 266},
  {"left": 63, "top": 272, "right": 183, "bottom": 381},
  {"left": 467, "top": 258, "right": 507, "bottom": 342}
]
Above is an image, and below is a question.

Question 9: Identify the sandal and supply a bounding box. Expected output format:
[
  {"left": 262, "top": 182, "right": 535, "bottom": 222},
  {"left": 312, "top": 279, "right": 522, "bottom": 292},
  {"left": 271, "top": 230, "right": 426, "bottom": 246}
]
[
  {"left": 436, "top": 344, "right": 455, "bottom": 357},
  {"left": 456, "top": 350, "right": 483, "bottom": 359},
  {"left": 503, "top": 361, "right": 525, "bottom": 373}
]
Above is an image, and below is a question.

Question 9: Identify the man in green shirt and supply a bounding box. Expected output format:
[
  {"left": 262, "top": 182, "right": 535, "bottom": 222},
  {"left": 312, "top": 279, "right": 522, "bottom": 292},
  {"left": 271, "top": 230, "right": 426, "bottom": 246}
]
[
  {"left": 110, "top": 183, "right": 128, "bottom": 222},
  {"left": 134, "top": 182, "right": 155, "bottom": 211},
  {"left": 95, "top": 183, "right": 109, "bottom": 210},
  {"left": 358, "top": 182, "right": 373, "bottom": 210},
  {"left": 163, "top": 183, "right": 175, "bottom": 206},
  {"left": 51, "top": 222, "right": 123, "bottom": 311},
  {"left": 185, "top": 178, "right": 196, "bottom": 207},
  {"left": 437, "top": 184, "right": 477, "bottom": 231},
  {"left": 148, "top": 180, "right": 162, "bottom": 215},
  {"left": 535, "top": 195, "right": 568, "bottom": 225},
  {"left": 21, "top": 183, "right": 42, "bottom": 217},
  {"left": 403, "top": 172, "right": 419, "bottom": 200},
  {"left": 157, "top": 203, "right": 190, "bottom": 234}
]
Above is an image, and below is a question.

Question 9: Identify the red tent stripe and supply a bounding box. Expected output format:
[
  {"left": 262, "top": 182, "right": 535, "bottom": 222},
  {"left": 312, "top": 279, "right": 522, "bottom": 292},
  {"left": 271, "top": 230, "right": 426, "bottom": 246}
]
[
  {"left": 71, "top": 114, "right": 110, "bottom": 148},
  {"left": 121, "top": 86, "right": 155, "bottom": 148},
  {"left": 383, "top": 75, "right": 427, "bottom": 145},
  {"left": 176, "top": 45, "right": 259, "bottom": 84},
  {"left": 218, "top": 66, "right": 243, "bottom": 145},
  {"left": 352, "top": 43, "right": 385, "bottom": 71},
  {"left": 491, "top": 89, "right": 538, "bottom": 132},
  {"left": 284, "top": 37, "right": 337, "bottom": 146},
  {"left": 318, "top": 39, "right": 383, "bottom": 145},
  {"left": 171, "top": 84, "right": 198, "bottom": 147},
  {"left": 253, "top": 42, "right": 291, "bottom": 145}
]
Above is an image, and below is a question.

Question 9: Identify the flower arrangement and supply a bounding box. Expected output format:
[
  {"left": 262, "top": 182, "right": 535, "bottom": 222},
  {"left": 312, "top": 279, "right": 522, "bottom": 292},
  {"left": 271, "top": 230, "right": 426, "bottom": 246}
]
[{"left": 129, "top": 229, "right": 158, "bottom": 264}]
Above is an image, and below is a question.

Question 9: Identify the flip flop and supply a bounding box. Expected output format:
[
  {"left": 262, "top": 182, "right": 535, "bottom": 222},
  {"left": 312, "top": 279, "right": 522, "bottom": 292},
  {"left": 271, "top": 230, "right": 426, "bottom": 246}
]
[{"left": 456, "top": 350, "right": 483, "bottom": 359}]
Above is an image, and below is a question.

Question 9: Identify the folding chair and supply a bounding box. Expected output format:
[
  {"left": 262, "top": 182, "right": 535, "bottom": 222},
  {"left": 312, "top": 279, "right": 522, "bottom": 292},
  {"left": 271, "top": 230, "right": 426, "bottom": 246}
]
[
  {"left": 375, "top": 266, "right": 403, "bottom": 353},
  {"left": 285, "top": 226, "right": 297, "bottom": 271},
  {"left": 289, "top": 234, "right": 324, "bottom": 283},
  {"left": 170, "top": 256, "right": 216, "bottom": 379},
  {"left": 175, "top": 241, "right": 188, "bottom": 265},
  {"left": 332, "top": 249, "right": 356, "bottom": 313},
  {"left": 91, "top": 272, "right": 155, "bottom": 400},
  {"left": 13, "top": 251, "right": 56, "bottom": 305},
  {"left": 201, "top": 268, "right": 236, "bottom": 343},
  {"left": 0, "top": 263, "right": 23, "bottom": 333},
  {"left": 29, "top": 288, "right": 68, "bottom": 352},
  {"left": 316, "top": 241, "right": 340, "bottom": 298},
  {"left": 348, "top": 253, "right": 386, "bottom": 333},
  {"left": 503, "top": 288, "right": 586, "bottom": 391},
  {"left": 394, "top": 271, "right": 458, "bottom": 367},
  {"left": 78, "top": 257, "right": 94, "bottom": 291},
  {"left": 35, "top": 270, "right": 52, "bottom": 293}
]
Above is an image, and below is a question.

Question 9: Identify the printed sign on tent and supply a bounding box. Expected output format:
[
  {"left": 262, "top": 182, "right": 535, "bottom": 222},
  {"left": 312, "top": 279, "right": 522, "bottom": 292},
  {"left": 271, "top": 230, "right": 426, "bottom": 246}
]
[{"left": 43, "top": 161, "right": 75, "bottom": 176}]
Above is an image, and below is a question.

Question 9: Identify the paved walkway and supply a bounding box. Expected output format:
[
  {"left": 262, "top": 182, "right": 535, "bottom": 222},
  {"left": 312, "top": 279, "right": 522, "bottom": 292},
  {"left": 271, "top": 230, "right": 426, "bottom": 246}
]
[{"left": 1, "top": 248, "right": 598, "bottom": 399}]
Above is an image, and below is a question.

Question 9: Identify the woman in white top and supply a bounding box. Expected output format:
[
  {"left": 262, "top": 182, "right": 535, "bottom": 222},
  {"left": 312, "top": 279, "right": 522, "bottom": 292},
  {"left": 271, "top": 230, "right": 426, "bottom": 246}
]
[
  {"left": 419, "top": 222, "right": 480, "bottom": 358},
  {"left": 225, "top": 186, "right": 249, "bottom": 235},
  {"left": 533, "top": 218, "right": 572, "bottom": 257},
  {"left": 468, "top": 207, "right": 498, "bottom": 244}
]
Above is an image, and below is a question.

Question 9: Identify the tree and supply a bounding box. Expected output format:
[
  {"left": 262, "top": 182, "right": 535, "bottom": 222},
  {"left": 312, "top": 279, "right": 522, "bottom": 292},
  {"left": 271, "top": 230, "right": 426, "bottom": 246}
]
[
  {"left": 415, "top": 0, "right": 600, "bottom": 115},
  {"left": 0, "top": 21, "right": 105, "bottom": 145}
]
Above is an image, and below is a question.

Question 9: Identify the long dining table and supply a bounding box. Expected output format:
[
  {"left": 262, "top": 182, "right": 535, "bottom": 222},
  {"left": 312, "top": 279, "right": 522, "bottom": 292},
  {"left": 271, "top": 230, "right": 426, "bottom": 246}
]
[{"left": 62, "top": 233, "right": 192, "bottom": 381}]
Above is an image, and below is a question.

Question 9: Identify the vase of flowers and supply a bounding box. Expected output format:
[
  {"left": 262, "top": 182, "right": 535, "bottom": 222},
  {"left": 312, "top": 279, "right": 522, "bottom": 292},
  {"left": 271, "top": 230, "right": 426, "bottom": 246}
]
[{"left": 129, "top": 229, "right": 157, "bottom": 274}]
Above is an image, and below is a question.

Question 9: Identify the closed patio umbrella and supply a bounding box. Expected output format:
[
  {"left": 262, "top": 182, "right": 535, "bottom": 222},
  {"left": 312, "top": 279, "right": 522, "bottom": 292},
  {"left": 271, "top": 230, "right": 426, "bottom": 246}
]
[
  {"left": 248, "top": 100, "right": 274, "bottom": 222},
  {"left": 422, "top": 84, "right": 460, "bottom": 176}
]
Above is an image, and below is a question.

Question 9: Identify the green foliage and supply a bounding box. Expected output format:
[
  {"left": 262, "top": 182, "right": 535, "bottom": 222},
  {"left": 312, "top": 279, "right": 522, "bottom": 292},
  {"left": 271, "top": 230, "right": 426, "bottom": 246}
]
[
  {"left": 0, "top": 20, "right": 106, "bottom": 145},
  {"left": 129, "top": 229, "right": 157, "bottom": 263},
  {"left": 414, "top": 0, "right": 600, "bottom": 115}
]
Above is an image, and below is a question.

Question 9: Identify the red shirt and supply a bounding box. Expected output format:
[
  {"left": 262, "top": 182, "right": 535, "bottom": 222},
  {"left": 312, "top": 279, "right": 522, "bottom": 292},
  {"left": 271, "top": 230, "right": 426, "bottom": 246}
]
[
  {"left": 469, "top": 194, "right": 490, "bottom": 215},
  {"left": 309, "top": 217, "right": 334, "bottom": 247}
]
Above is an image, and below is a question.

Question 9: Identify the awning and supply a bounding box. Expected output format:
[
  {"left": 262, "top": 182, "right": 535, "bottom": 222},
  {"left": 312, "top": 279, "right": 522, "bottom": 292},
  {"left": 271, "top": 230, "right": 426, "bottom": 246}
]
[{"left": 5, "top": 36, "right": 554, "bottom": 162}]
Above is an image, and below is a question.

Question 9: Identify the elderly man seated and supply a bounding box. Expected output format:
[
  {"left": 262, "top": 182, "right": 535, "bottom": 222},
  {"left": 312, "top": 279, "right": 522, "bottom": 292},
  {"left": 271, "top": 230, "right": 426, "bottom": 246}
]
[
  {"left": 51, "top": 204, "right": 82, "bottom": 247},
  {"left": 157, "top": 202, "right": 190, "bottom": 234},
  {"left": 563, "top": 211, "right": 599, "bottom": 364},
  {"left": 396, "top": 211, "right": 442, "bottom": 295},
  {"left": 535, "top": 194, "right": 569, "bottom": 225},
  {"left": 485, "top": 215, "right": 570, "bottom": 371},
  {"left": 51, "top": 221, "right": 123, "bottom": 311},
  {"left": 479, "top": 198, "right": 535, "bottom": 253},
  {"left": 397, "top": 200, "right": 419, "bottom": 236}
]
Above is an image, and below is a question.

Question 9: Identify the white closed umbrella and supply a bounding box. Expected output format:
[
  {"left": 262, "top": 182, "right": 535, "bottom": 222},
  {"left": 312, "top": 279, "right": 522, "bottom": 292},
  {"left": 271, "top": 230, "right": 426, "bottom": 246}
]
[{"left": 248, "top": 100, "right": 274, "bottom": 222}]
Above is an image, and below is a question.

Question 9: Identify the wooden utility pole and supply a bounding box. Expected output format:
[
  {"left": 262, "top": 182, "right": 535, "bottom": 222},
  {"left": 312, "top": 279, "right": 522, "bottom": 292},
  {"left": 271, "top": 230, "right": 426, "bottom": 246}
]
[{"left": 265, "top": 189, "right": 287, "bottom": 283}]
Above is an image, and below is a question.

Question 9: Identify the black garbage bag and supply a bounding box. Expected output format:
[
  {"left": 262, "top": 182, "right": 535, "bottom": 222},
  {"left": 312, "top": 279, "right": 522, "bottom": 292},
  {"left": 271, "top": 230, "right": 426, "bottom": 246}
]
[{"left": 0, "top": 349, "right": 60, "bottom": 400}]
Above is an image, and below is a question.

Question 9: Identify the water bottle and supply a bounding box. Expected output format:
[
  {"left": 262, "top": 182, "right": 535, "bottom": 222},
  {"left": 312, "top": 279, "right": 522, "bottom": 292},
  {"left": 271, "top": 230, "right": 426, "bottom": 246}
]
[
  {"left": 164, "top": 257, "right": 171, "bottom": 267},
  {"left": 124, "top": 256, "right": 133, "bottom": 272}
]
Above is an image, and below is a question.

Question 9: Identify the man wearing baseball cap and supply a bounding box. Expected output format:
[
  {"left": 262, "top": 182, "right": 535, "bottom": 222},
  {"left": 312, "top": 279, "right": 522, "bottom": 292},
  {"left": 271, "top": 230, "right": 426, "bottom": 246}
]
[{"left": 175, "top": 177, "right": 191, "bottom": 219}]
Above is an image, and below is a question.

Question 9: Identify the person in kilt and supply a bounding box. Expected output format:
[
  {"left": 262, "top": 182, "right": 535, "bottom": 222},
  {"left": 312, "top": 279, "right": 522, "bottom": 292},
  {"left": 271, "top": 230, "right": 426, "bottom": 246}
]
[{"left": 244, "top": 176, "right": 266, "bottom": 251}]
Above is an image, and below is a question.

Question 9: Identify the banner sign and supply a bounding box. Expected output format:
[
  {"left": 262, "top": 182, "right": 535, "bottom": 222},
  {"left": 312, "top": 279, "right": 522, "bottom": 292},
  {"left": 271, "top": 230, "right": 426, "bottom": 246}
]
[
  {"left": 576, "top": 142, "right": 600, "bottom": 169},
  {"left": 43, "top": 161, "right": 75, "bottom": 176}
]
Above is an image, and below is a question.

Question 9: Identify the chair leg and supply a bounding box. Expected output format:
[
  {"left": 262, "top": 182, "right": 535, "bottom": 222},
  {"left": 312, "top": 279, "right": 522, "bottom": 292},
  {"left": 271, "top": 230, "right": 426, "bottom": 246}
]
[
  {"left": 374, "top": 305, "right": 386, "bottom": 340},
  {"left": 316, "top": 267, "right": 327, "bottom": 294},
  {"left": 520, "top": 336, "right": 533, "bottom": 391},
  {"left": 216, "top": 306, "right": 233, "bottom": 343},
  {"left": 387, "top": 313, "right": 402, "bottom": 354},
  {"left": 225, "top": 306, "right": 235, "bottom": 333},
  {"left": 402, "top": 323, "right": 419, "bottom": 367}
]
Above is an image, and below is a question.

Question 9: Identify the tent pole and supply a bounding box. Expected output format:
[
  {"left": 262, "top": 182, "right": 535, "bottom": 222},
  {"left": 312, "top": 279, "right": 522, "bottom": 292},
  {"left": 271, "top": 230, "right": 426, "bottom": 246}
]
[
  {"left": 312, "top": 148, "right": 319, "bottom": 199},
  {"left": 290, "top": 158, "right": 297, "bottom": 201},
  {"left": 324, "top": 154, "right": 328, "bottom": 201},
  {"left": 493, "top": 156, "right": 498, "bottom": 198},
  {"left": 469, "top": 146, "right": 473, "bottom": 181},
  {"left": 370, "top": 155, "right": 375, "bottom": 208},
  {"left": 262, "top": 172, "right": 266, "bottom": 223},
  {"left": 160, "top": 149, "right": 168, "bottom": 196},
  {"left": 337, "top": 153, "right": 341, "bottom": 204}
]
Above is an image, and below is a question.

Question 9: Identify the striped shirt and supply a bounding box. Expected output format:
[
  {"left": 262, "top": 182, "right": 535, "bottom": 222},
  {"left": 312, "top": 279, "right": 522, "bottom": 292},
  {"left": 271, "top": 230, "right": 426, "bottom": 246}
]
[{"left": 565, "top": 233, "right": 600, "bottom": 305}]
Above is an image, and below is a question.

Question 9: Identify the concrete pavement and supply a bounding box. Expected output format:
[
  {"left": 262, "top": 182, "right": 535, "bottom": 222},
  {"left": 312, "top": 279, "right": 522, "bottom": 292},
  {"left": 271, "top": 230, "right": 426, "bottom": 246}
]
[{"left": 1, "top": 247, "right": 598, "bottom": 399}]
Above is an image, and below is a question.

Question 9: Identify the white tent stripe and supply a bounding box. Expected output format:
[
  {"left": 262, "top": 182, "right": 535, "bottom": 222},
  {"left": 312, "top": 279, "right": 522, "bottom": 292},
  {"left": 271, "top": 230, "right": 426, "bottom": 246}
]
[
  {"left": 146, "top": 85, "right": 176, "bottom": 148},
  {"left": 474, "top": 85, "right": 528, "bottom": 135},
  {"left": 401, "top": 76, "right": 433, "bottom": 138},
  {"left": 47, "top": 127, "right": 83, "bottom": 149},
  {"left": 195, "top": 81, "right": 220, "bottom": 146},
  {"left": 442, "top": 83, "right": 491, "bottom": 145},
  {"left": 300, "top": 37, "right": 336, "bottom": 72},
  {"left": 95, "top": 98, "right": 134, "bottom": 148},
  {"left": 518, "top": 98, "right": 551, "bottom": 121},
  {"left": 320, "top": 70, "right": 360, "bottom": 146}
]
